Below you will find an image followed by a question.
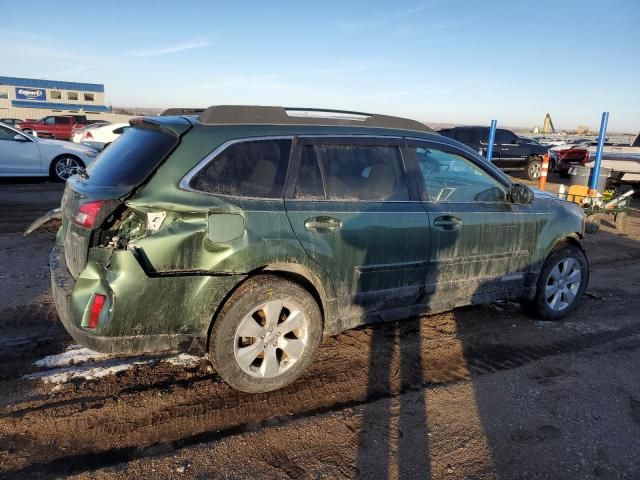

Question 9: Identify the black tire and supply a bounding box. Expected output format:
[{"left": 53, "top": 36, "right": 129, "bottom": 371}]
[
  {"left": 209, "top": 275, "right": 323, "bottom": 393},
  {"left": 526, "top": 156, "right": 543, "bottom": 181},
  {"left": 50, "top": 155, "right": 84, "bottom": 182},
  {"left": 614, "top": 212, "right": 627, "bottom": 231},
  {"left": 522, "top": 243, "right": 589, "bottom": 320}
]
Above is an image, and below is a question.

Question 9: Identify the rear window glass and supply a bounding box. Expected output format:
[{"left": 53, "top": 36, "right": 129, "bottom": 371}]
[
  {"left": 85, "top": 126, "right": 178, "bottom": 187},
  {"left": 190, "top": 139, "right": 291, "bottom": 198}
]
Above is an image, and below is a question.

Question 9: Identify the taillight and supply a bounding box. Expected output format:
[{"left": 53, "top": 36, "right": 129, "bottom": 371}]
[
  {"left": 580, "top": 150, "right": 590, "bottom": 166},
  {"left": 73, "top": 200, "right": 105, "bottom": 228},
  {"left": 88, "top": 294, "right": 106, "bottom": 329}
]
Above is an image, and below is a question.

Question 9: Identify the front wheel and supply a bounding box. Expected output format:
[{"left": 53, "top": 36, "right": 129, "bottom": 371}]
[
  {"left": 522, "top": 243, "right": 588, "bottom": 320},
  {"left": 51, "top": 155, "right": 84, "bottom": 182},
  {"left": 209, "top": 275, "right": 323, "bottom": 393},
  {"left": 526, "top": 156, "right": 543, "bottom": 181}
]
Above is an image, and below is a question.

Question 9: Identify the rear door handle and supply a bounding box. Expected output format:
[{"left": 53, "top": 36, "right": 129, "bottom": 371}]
[
  {"left": 304, "top": 216, "right": 342, "bottom": 233},
  {"left": 433, "top": 215, "right": 462, "bottom": 230}
]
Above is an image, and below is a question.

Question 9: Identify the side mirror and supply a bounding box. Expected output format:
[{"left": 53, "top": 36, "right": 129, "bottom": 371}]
[
  {"left": 13, "top": 134, "right": 28, "bottom": 142},
  {"left": 509, "top": 183, "right": 534, "bottom": 204}
]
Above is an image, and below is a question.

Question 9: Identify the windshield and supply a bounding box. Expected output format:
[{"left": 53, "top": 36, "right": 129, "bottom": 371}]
[{"left": 85, "top": 126, "right": 178, "bottom": 187}]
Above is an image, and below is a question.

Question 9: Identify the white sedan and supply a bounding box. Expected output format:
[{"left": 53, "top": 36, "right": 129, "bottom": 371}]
[
  {"left": 0, "top": 122, "right": 98, "bottom": 181},
  {"left": 77, "top": 122, "right": 131, "bottom": 150}
]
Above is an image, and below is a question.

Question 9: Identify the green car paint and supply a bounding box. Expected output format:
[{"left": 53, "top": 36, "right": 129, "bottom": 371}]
[{"left": 49, "top": 116, "right": 586, "bottom": 355}]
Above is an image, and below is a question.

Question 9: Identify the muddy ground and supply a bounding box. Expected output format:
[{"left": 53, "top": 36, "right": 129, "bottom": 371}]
[{"left": 0, "top": 177, "right": 639, "bottom": 479}]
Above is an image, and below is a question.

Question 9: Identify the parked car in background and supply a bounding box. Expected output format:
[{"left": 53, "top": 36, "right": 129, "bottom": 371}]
[
  {"left": 438, "top": 126, "right": 549, "bottom": 180},
  {"left": 77, "top": 122, "right": 131, "bottom": 150},
  {"left": 17, "top": 115, "right": 91, "bottom": 141},
  {"left": 0, "top": 122, "right": 98, "bottom": 180},
  {"left": 551, "top": 135, "right": 640, "bottom": 183},
  {"left": 37, "top": 106, "right": 588, "bottom": 394},
  {"left": 71, "top": 122, "right": 112, "bottom": 143},
  {"left": 0, "top": 118, "right": 24, "bottom": 127}
]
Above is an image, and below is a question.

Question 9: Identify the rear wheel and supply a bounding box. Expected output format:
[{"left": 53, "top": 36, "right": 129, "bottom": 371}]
[
  {"left": 526, "top": 156, "right": 543, "bottom": 181},
  {"left": 522, "top": 243, "right": 588, "bottom": 320},
  {"left": 614, "top": 212, "right": 627, "bottom": 231},
  {"left": 50, "top": 155, "right": 84, "bottom": 182},
  {"left": 209, "top": 275, "right": 322, "bottom": 393}
]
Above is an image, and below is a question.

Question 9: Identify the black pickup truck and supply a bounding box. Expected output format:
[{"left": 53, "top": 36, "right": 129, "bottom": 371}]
[{"left": 438, "top": 126, "right": 549, "bottom": 180}]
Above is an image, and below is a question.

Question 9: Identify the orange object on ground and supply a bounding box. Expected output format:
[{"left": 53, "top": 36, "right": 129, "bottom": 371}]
[
  {"left": 538, "top": 154, "right": 550, "bottom": 190},
  {"left": 567, "top": 184, "right": 589, "bottom": 204}
]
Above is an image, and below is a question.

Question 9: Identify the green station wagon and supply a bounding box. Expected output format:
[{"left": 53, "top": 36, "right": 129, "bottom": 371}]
[{"left": 46, "top": 106, "right": 588, "bottom": 392}]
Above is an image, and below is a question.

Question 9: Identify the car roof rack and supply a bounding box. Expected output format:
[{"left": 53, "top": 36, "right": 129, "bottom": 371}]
[
  {"left": 161, "top": 108, "right": 206, "bottom": 116},
  {"left": 196, "top": 105, "right": 432, "bottom": 133}
]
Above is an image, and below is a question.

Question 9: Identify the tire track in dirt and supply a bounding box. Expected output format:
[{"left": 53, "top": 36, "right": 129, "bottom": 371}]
[{"left": 2, "top": 306, "right": 640, "bottom": 479}]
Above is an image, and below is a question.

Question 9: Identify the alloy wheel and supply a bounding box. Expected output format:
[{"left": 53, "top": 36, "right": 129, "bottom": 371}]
[
  {"left": 545, "top": 258, "right": 582, "bottom": 311},
  {"left": 233, "top": 300, "right": 309, "bottom": 378},
  {"left": 55, "top": 157, "right": 82, "bottom": 180},
  {"left": 529, "top": 161, "right": 542, "bottom": 179}
]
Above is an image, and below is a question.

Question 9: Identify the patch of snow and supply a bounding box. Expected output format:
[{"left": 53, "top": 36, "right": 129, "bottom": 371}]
[
  {"left": 27, "top": 347, "right": 205, "bottom": 386},
  {"left": 26, "top": 358, "right": 152, "bottom": 384},
  {"left": 33, "top": 345, "right": 111, "bottom": 368}
]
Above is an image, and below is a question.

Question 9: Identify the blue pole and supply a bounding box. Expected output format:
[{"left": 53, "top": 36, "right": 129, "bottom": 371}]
[
  {"left": 486, "top": 120, "right": 497, "bottom": 162},
  {"left": 589, "top": 112, "right": 609, "bottom": 193}
]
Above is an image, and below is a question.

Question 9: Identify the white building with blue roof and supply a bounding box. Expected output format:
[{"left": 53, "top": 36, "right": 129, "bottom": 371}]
[{"left": 0, "top": 76, "right": 114, "bottom": 121}]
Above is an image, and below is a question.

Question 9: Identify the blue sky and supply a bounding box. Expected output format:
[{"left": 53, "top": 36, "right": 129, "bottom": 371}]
[{"left": 2, "top": 0, "right": 639, "bottom": 132}]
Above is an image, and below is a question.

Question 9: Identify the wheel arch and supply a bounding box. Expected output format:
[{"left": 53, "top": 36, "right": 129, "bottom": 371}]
[{"left": 204, "top": 262, "right": 331, "bottom": 351}]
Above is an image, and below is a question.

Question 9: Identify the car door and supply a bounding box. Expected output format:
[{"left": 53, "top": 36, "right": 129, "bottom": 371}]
[
  {"left": 37, "top": 116, "right": 57, "bottom": 137},
  {"left": 495, "top": 129, "right": 528, "bottom": 169},
  {"left": 285, "top": 136, "right": 430, "bottom": 329},
  {"left": 406, "top": 139, "right": 543, "bottom": 310},
  {"left": 54, "top": 117, "right": 72, "bottom": 139},
  {"left": 0, "top": 126, "right": 42, "bottom": 175}
]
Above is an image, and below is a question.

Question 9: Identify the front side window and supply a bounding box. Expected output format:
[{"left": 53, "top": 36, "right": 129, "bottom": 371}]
[
  {"left": 413, "top": 146, "right": 505, "bottom": 203},
  {"left": 295, "top": 143, "right": 408, "bottom": 201},
  {"left": 0, "top": 125, "right": 15, "bottom": 140},
  {"left": 495, "top": 129, "right": 518, "bottom": 144},
  {"left": 190, "top": 139, "right": 292, "bottom": 198},
  {"left": 43, "top": 117, "right": 56, "bottom": 125}
]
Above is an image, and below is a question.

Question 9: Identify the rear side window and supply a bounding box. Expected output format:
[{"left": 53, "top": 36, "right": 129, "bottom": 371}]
[
  {"left": 85, "top": 126, "right": 178, "bottom": 187},
  {"left": 55, "top": 117, "right": 71, "bottom": 124},
  {"left": 295, "top": 144, "right": 408, "bottom": 201},
  {"left": 455, "top": 128, "right": 476, "bottom": 143},
  {"left": 190, "top": 139, "right": 292, "bottom": 198}
]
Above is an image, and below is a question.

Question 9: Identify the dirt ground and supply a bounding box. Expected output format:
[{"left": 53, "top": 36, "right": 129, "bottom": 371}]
[{"left": 0, "top": 176, "right": 639, "bottom": 480}]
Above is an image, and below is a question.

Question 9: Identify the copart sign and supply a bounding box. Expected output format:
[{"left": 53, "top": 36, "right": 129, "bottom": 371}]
[{"left": 15, "top": 87, "right": 46, "bottom": 101}]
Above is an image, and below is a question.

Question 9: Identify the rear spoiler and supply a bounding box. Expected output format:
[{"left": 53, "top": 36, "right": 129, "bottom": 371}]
[
  {"left": 160, "top": 108, "right": 205, "bottom": 116},
  {"left": 130, "top": 116, "right": 193, "bottom": 138}
]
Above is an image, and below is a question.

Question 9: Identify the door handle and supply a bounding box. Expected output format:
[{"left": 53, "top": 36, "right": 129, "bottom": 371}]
[
  {"left": 304, "top": 216, "right": 342, "bottom": 233},
  {"left": 433, "top": 215, "right": 462, "bottom": 230}
]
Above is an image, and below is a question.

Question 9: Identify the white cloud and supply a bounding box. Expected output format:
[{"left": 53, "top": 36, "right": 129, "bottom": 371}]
[{"left": 129, "top": 37, "right": 211, "bottom": 57}]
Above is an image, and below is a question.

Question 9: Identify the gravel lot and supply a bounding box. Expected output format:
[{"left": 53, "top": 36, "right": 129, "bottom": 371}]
[{"left": 0, "top": 176, "right": 639, "bottom": 479}]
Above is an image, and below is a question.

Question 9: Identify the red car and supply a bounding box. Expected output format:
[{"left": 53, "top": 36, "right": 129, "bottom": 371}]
[
  {"left": 17, "top": 115, "right": 91, "bottom": 141},
  {"left": 555, "top": 148, "right": 589, "bottom": 176}
]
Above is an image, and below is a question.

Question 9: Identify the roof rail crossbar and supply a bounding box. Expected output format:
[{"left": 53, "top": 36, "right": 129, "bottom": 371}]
[
  {"left": 196, "top": 105, "right": 431, "bottom": 132},
  {"left": 161, "top": 108, "right": 206, "bottom": 116}
]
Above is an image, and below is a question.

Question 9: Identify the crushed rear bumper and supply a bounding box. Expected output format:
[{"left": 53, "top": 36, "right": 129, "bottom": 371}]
[{"left": 50, "top": 245, "right": 195, "bottom": 354}]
